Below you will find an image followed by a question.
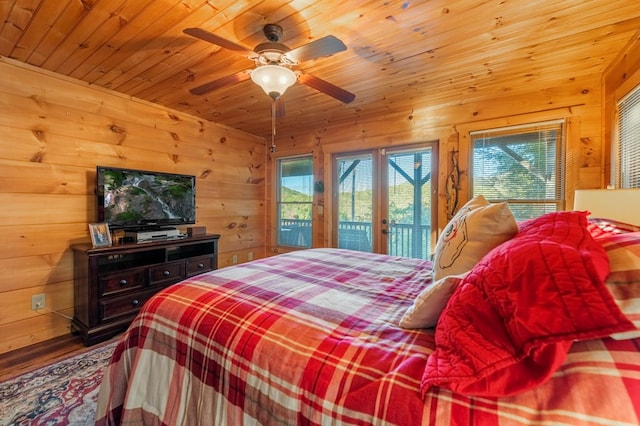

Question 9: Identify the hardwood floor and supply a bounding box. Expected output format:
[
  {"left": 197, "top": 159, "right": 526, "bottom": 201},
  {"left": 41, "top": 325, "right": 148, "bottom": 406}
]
[{"left": 0, "top": 333, "right": 120, "bottom": 382}]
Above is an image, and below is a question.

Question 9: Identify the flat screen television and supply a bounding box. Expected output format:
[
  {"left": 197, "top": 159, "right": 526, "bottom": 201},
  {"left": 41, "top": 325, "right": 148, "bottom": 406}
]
[{"left": 96, "top": 166, "right": 196, "bottom": 230}]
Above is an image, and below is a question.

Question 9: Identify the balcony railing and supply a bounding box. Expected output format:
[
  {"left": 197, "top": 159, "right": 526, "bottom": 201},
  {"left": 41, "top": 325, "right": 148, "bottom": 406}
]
[
  {"left": 279, "top": 219, "right": 431, "bottom": 260},
  {"left": 388, "top": 222, "right": 431, "bottom": 259}
]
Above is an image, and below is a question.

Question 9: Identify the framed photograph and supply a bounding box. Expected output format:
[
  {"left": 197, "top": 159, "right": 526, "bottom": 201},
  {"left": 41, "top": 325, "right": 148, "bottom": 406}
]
[{"left": 89, "top": 223, "right": 112, "bottom": 248}]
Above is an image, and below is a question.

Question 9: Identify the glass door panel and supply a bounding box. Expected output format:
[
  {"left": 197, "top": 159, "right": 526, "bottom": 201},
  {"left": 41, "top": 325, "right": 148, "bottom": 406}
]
[
  {"left": 332, "top": 144, "right": 436, "bottom": 259},
  {"left": 385, "top": 147, "right": 434, "bottom": 259},
  {"left": 277, "top": 156, "right": 313, "bottom": 248},
  {"left": 335, "top": 153, "right": 373, "bottom": 252}
]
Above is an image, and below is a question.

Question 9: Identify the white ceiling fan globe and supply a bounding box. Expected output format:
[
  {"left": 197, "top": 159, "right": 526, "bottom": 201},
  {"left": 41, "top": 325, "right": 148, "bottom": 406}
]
[{"left": 251, "top": 65, "right": 297, "bottom": 100}]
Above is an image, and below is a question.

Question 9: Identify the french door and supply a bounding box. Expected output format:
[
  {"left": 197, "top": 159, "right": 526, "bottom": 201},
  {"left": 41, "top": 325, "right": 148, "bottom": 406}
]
[{"left": 333, "top": 143, "right": 437, "bottom": 259}]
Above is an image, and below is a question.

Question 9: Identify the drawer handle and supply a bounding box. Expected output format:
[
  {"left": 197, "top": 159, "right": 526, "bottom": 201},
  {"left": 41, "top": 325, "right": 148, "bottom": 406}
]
[
  {"left": 197, "top": 263, "right": 204, "bottom": 269},
  {"left": 132, "top": 299, "right": 140, "bottom": 306},
  {"left": 163, "top": 270, "right": 171, "bottom": 276},
  {"left": 119, "top": 279, "right": 128, "bottom": 286}
]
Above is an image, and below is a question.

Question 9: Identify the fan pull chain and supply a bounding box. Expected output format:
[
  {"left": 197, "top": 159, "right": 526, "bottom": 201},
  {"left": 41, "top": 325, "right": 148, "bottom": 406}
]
[{"left": 270, "top": 101, "right": 277, "bottom": 153}]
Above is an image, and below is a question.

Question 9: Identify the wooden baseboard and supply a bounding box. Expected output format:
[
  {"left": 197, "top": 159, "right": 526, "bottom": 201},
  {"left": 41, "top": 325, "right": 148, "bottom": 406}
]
[{"left": 0, "top": 332, "right": 119, "bottom": 382}]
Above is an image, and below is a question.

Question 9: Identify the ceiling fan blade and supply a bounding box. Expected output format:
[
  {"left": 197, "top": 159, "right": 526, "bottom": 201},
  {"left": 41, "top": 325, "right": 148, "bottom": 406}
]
[
  {"left": 284, "top": 35, "right": 346, "bottom": 63},
  {"left": 183, "top": 28, "right": 255, "bottom": 55},
  {"left": 190, "top": 70, "right": 251, "bottom": 95},
  {"left": 298, "top": 73, "right": 355, "bottom": 104}
]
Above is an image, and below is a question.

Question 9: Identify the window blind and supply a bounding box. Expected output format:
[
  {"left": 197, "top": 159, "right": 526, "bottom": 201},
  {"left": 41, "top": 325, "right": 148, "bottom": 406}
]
[
  {"left": 470, "top": 120, "right": 565, "bottom": 220},
  {"left": 617, "top": 84, "right": 640, "bottom": 188}
]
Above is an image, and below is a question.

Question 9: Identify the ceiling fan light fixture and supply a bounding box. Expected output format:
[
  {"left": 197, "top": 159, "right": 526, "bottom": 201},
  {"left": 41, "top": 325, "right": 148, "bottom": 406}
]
[{"left": 251, "top": 65, "right": 297, "bottom": 100}]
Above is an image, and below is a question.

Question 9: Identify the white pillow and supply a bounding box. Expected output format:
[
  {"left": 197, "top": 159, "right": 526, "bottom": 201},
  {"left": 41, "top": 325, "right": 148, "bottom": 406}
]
[
  {"left": 399, "top": 273, "right": 467, "bottom": 329},
  {"left": 432, "top": 195, "right": 517, "bottom": 281}
]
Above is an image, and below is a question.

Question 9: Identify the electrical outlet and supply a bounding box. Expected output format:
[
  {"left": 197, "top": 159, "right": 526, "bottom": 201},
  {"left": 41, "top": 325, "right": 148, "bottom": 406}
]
[
  {"left": 248, "top": 252, "right": 254, "bottom": 261},
  {"left": 232, "top": 255, "right": 238, "bottom": 264},
  {"left": 31, "top": 294, "right": 45, "bottom": 311}
]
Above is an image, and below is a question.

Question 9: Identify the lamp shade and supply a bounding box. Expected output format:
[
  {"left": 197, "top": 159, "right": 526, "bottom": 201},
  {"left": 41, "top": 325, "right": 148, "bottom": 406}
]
[
  {"left": 574, "top": 189, "right": 640, "bottom": 225},
  {"left": 251, "top": 65, "right": 297, "bottom": 99}
]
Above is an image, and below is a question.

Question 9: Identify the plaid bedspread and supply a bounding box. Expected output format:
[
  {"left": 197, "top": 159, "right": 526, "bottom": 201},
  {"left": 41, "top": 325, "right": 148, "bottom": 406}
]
[{"left": 95, "top": 248, "right": 640, "bottom": 425}]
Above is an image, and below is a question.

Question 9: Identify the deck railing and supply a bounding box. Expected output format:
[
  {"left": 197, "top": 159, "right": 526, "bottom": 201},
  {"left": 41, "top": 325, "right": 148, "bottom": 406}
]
[{"left": 279, "top": 219, "right": 431, "bottom": 260}]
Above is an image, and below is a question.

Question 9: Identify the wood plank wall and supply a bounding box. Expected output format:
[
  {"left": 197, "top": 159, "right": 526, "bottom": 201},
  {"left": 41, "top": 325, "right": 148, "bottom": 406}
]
[
  {"left": 265, "top": 72, "right": 610, "bottom": 254},
  {"left": 0, "top": 58, "right": 266, "bottom": 354}
]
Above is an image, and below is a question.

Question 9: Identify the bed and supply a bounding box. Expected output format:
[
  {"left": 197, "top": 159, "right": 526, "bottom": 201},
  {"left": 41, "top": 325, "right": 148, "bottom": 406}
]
[{"left": 95, "top": 201, "right": 640, "bottom": 425}]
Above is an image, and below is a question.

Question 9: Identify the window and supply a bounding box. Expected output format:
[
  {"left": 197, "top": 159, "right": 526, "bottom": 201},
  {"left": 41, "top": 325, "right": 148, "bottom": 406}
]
[
  {"left": 276, "top": 155, "right": 313, "bottom": 247},
  {"left": 471, "top": 120, "right": 565, "bottom": 220},
  {"left": 616, "top": 84, "right": 640, "bottom": 188}
]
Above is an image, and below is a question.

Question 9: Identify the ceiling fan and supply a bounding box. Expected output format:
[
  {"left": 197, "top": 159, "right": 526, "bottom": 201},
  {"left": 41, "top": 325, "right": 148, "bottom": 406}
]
[{"left": 183, "top": 24, "right": 356, "bottom": 104}]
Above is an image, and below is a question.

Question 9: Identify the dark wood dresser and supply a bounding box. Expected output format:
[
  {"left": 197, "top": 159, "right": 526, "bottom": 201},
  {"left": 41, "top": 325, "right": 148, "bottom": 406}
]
[{"left": 71, "top": 234, "right": 220, "bottom": 345}]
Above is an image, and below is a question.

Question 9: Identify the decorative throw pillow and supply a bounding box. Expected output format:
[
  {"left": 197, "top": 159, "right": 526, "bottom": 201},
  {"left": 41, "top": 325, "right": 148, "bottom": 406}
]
[
  {"left": 432, "top": 195, "right": 518, "bottom": 281},
  {"left": 421, "top": 211, "right": 634, "bottom": 397},
  {"left": 599, "top": 232, "right": 640, "bottom": 339},
  {"left": 399, "top": 273, "right": 467, "bottom": 329}
]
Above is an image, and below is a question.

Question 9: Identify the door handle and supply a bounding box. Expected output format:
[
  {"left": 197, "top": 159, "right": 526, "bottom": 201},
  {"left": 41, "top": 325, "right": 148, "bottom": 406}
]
[
  {"left": 382, "top": 219, "right": 388, "bottom": 224},
  {"left": 382, "top": 229, "right": 389, "bottom": 235}
]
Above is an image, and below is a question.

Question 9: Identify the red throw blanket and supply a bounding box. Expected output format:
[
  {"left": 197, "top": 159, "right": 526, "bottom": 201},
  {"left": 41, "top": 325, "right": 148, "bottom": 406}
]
[{"left": 422, "top": 211, "right": 635, "bottom": 397}]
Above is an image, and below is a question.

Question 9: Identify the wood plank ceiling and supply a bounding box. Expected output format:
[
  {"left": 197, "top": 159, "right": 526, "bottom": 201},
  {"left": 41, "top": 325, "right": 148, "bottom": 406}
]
[{"left": 1, "top": 0, "right": 639, "bottom": 141}]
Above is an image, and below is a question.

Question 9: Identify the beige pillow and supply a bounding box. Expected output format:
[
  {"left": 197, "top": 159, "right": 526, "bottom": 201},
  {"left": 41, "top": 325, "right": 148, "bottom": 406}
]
[
  {"left": 433, "top": 195, "right": 517, "bottom": 281},
  {"left": 400, "top": 273, "right": 467, "bottom": 329}
]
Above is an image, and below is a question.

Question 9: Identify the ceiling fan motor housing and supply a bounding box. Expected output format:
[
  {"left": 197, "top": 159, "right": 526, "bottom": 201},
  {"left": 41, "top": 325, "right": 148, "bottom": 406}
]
[
  {"left": 263, "top": 24, "right": 284, "bottom": 42},
  {"left": 255, "top": 25, "right": 292, "bottom": 65}
]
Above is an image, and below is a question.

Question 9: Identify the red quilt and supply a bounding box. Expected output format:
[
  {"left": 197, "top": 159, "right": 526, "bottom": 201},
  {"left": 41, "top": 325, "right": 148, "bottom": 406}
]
[{"left": 422, "top": 211, "right": 635, "bottom": 396}]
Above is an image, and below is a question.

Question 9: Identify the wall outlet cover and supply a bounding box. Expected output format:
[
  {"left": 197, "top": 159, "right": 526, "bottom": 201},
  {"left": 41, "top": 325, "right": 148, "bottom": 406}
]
[{"left": 31, "top": 294, "right": 45, "bottom": 310}]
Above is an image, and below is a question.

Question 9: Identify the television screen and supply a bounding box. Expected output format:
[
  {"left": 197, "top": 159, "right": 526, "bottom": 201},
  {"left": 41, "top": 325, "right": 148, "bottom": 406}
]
[{"left": 97, "top": 166, "right": 196, "bottom": 229}]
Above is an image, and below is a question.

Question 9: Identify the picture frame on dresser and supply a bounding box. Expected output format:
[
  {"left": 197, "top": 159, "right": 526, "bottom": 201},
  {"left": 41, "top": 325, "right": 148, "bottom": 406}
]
[{"left": 89, "top": 223, "right": 112, "bottom": 248}]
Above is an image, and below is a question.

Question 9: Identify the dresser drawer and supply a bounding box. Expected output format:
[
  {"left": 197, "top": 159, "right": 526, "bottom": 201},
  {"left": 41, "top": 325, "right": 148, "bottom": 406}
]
[
  {"left": 148, "top": 261, "right": 185, "bottom": 286},
  {"left": 186, "top": 255, "right": 214, "bottom": 277},
  {"left": 72, "top": 234, "right": 219, "bottom": 346},
  {"left": 99, "top": 289, "right": 158, "bottom": 322},
  {"left": 99, "top": 269, "right": 146, "bottom": 296}
]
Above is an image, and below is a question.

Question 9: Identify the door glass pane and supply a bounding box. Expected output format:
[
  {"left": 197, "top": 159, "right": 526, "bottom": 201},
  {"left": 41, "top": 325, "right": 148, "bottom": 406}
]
[
  {"left": 336, "top": 154, "right": 373, "bottom": 252},
  {"left": 277, "top": 156, "right": 313, "bottom": 247},
  {"left": 387, "top": 148, "right": 433, "bottom": 259}
]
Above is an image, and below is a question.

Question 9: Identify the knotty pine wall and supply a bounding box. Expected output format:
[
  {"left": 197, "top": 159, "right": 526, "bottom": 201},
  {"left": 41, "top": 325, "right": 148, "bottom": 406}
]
[
  {"left": 0, "top": 58, "right": 266, "bottom": 354},
  {"left": 266, "top": 72, "right": 608, "bottom": 253},
  {"left": 268, "top": 27, "right": 639, "bottom": 258}
]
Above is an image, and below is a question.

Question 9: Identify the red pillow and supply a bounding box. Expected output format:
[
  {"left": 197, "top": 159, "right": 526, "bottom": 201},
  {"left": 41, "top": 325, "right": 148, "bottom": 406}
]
[{"left": 421, "top": 211, "right": 634, "bottom": 397}]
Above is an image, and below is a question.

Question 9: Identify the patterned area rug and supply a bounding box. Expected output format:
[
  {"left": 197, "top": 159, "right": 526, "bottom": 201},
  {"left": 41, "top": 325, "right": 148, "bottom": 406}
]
[{"left": 0, "top": 341, "right": 116, "bottom": 426}]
